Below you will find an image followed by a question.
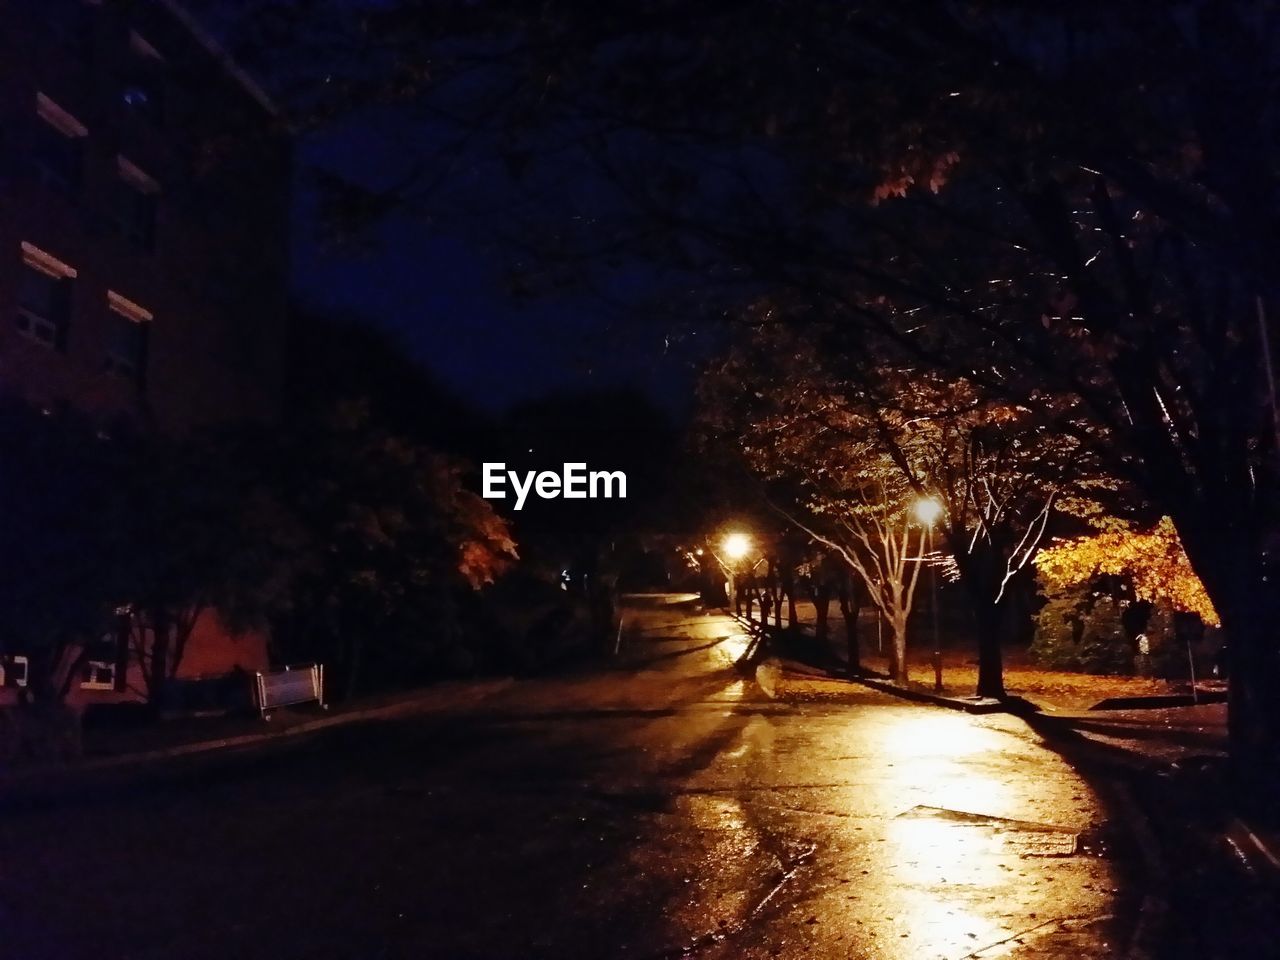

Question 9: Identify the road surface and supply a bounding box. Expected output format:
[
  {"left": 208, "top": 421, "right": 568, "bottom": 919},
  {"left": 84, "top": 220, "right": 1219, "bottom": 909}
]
[{"left": 0, "top": 595, "right": 1141, "bottom": 959}]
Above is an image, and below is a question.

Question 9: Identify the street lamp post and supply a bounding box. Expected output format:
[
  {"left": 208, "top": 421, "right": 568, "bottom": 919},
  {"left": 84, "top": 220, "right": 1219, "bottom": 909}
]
[
  {"left": 913, "top": 498, "right": 944, "bottom": 694},
  {"left": 721, "top": 532, "right": 752, "bottom": 617},
  {"left": 929, "top": 526, "right": 942, "bottom": 693}
]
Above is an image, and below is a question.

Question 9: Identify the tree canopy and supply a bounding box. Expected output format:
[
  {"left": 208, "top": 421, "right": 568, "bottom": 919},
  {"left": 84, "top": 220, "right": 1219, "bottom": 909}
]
[{"left": 1036, "top": 517, "right": 1220, "bottom": 628}]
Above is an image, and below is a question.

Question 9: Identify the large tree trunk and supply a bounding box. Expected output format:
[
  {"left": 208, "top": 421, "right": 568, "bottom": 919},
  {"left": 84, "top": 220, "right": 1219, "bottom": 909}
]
[
  {"left": 1194, "top": 547, "right": 1280, "bottom": 816},
  {"left": 952, "top": 549, "right": 1008, "bottom": 699},
  {"left": 888, "top": 614, "right": 909, "bottom": 685},
  {"left": 1223, "top": 606, "right": 1280, "bottom": 817},
  {"left": 973, "top": 605, "right": 1008, "bottom": 700},
  {"left": 1168, "top": 496, "right": 1280, "bottom": 814}
]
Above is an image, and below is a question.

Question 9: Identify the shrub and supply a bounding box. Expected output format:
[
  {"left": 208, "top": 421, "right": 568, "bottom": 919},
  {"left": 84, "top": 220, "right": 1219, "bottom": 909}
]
[{"left": 1030, "top": 581, "right": 1134, "bottom": 674}]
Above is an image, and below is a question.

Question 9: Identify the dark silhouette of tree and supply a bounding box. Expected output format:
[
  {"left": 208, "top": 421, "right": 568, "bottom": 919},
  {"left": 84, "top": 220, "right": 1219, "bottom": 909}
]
[{"left": 267, "top": 400, "right": 516, "bottom": 694}]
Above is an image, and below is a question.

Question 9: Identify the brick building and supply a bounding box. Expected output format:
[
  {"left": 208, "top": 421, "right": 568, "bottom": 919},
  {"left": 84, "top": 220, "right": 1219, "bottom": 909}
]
[
  {"left": 0, "top": 0, "right": 289, "bottom": 430},
  {"left": 0, "top": 0, "right": 290, "bottom": 709}
]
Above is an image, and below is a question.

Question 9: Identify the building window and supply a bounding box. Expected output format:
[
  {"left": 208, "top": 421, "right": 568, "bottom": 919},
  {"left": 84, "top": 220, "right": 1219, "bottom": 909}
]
[
  {"left": 114, "top": 156, "right": 159, "bottom": 251},
  {"left": 80, "top": 629, "right": 124, "bottom": 691},
  {"left": 122, "top": 82, "right": 161, "bottom": 117},
  {"left": 105, "top": 290, "right": 151, "bottom": 387},
  {"left": 33, "top": 93, "right": 88, "bottom": 195},
  {"left": 17, "top": 242, "right": 76, "bottom": 351},
  {"left": 1, "top": 655, "right": 30, "bottom": 689},
  {"left": 81, "top": 660, "right": 117, "bottom": 691},
  {"left": 121, "top": 33, "right": 165, "bottom": 125}
]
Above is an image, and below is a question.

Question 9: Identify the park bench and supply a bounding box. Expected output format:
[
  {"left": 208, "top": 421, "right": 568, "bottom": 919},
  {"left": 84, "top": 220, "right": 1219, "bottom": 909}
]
[{"left": 255, "top": 663, "right": 326, "bottom": 719}]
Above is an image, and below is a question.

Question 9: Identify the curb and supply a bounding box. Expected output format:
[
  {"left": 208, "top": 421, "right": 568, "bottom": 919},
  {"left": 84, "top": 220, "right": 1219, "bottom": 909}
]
[
  {"left": 730, "top": 613, "right": 1010, "bottom": 715},
  {"left": 1029, "top": 713, "right": 1228, "bottom": 750},
  {"left": 1091, "top": 691, "right": 1228, "bottom": 710},
  {"left": 841, "top": 672, "right": 1007, "bottom": 714},
  {"left": 1, "top": 678, "right": 515, "bottom": 790}
]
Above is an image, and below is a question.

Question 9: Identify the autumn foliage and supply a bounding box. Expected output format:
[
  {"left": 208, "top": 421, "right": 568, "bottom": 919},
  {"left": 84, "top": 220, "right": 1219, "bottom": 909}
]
[{"left": 1034, "top": 517, "right": 1219, "bottom": 628}]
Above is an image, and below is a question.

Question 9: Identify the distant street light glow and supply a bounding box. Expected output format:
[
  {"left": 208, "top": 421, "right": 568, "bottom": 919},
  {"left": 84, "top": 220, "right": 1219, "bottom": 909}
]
[
  {"left": 722, "top": 532, "right": 752, "bottom": 560},
  {"left": 914, "top": 497, "right": 944, "bottom": 526}
]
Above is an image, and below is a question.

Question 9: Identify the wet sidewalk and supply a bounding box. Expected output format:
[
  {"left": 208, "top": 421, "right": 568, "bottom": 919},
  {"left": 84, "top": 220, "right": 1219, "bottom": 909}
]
[
  {"left": 746, "top": 621, "right": 1280, "bottom": 957},
  {"left": 1, "top": 678, "right": 516, "bottom": 788}
]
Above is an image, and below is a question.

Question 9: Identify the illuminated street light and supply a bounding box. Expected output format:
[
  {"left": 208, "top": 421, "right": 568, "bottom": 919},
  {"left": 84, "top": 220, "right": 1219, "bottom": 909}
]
[
  {"left": 914, "top": 497, "right": 944, "bottom": 526},
  {"left": 912, "top": 497, "right": 945, "bottom": 693},
  {"left": 722, "top": 532, "right": 752, "bottom": 560}
]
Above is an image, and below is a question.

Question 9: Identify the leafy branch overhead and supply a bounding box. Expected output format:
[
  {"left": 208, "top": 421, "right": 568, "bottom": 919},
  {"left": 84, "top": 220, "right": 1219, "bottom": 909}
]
[{"left": 1036, "top": 517, "right": 1220, "bottom": 628}]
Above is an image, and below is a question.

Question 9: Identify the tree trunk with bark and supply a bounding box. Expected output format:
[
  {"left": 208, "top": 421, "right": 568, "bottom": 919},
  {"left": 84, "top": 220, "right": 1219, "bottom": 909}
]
[
  {"left": 1184, "top": 528, "right": 1280, "bottom": 816},
  {"left": 1223, "top": 605, "right": 1280, "bottom": 816},
  {"left": 887, "top": 612, "right": 909, "bottom": 684},
  {"left": 952, "top": 549, "right": 1008, "bottom": 699}
]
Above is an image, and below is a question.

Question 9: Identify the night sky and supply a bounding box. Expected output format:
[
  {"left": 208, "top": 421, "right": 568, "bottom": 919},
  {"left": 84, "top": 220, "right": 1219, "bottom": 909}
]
[
  {"left": 291, "top": 127, "right": 698, "bottom": 416},
  {"left": 190, "top": 0, "right": 700, "bottom": 416}
]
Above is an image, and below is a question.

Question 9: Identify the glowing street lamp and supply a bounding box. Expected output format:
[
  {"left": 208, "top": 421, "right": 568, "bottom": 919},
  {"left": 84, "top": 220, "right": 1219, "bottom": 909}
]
[
  {"left": 913, "top": 497, "right": 945, "bottom": 693},
  {"left": 913, "top": 497, "right": 944, "bottom": 527},
  {"left": 722, "top": 532, "right": 752, "bottom": 560}
]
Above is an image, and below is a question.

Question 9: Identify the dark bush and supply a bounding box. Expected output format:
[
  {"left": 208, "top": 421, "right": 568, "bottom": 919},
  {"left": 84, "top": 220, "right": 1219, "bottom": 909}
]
[{"left": 1030, "top": 582, "right": 1134, "bottom": 674}]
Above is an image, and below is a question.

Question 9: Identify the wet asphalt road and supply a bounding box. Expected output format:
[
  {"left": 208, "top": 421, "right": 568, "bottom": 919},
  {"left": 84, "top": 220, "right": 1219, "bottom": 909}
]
[{"left": 0, "top": 596, "right": 1141, "bottom": 959}]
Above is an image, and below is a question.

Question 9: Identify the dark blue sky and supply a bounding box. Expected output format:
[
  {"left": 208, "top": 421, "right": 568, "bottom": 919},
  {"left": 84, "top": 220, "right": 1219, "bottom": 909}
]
[
  {"left": 190, "top": 0, "right": 703, "bottom": 416},
  {"left": 290, "top": 128, "right": 699, "bottom": 416}
]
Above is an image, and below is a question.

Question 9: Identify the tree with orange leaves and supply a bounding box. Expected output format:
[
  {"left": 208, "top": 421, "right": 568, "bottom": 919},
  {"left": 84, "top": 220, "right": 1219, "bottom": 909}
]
[{"left": 1035, "top": 517, "right": 1219, "bottom": 628}]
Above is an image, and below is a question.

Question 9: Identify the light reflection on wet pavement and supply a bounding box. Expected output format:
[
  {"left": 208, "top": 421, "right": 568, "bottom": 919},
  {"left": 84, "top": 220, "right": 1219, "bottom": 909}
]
[{"left": 0, "top": 595, "right": 1138, "bottom": 959}]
